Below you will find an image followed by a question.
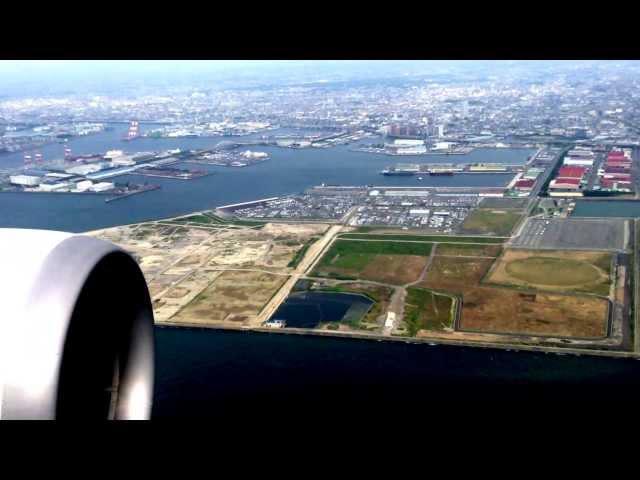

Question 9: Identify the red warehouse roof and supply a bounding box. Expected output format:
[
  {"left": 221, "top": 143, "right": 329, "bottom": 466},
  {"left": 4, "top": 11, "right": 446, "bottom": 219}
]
[{"left": 557, "top": 166, "right": 586, "bottom": 178}]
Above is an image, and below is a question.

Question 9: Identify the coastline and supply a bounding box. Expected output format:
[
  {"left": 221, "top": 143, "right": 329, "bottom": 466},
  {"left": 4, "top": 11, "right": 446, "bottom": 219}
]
[{"left": 155, "top": 321, "right": 640, "bottom": 360}]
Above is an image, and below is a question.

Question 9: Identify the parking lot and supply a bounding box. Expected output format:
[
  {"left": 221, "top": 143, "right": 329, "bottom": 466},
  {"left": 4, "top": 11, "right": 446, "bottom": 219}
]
[{"left": 512, "top": 217, "right": 629, "bottom": 251}]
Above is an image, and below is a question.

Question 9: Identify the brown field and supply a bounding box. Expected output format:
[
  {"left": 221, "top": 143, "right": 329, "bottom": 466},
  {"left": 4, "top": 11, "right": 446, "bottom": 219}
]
[
  {"left": 486, "top": 249, "right": 612, "bottom": 296},
  {"left": 459, "top": 287, "right": 608, "bottom": 338},
  {"left": 436, "top": 243, "right": 502, "bottom": 258},
  {"left": 315, "top": 252, "right": 429, "bottom": 285},
  {"left": 421, "top": 256, "right": 495, "bottom": 292},
  {"left": 420, "top": 254, "right": 609, "bottom": 338},
  {"left": 360, "top": 255, "right": 428, "bottom": 285},
  {"left": 170, "top": 270, "right": 288, "bottom": 326}
]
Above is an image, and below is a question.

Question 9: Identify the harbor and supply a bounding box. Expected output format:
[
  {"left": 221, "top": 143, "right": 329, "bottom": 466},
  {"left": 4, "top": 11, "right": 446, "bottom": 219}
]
[
  {"left": 0, "top": 124, "right": 536, "bottom": 232},
  {"left": 381, "top": 162, "right": 524, "bottom": 176}
]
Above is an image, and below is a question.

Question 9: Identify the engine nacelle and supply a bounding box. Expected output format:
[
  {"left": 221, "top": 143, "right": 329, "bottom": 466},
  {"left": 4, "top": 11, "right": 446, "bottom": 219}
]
[{"left": 0, "top": 229, "right": 154, "bottom": 419}]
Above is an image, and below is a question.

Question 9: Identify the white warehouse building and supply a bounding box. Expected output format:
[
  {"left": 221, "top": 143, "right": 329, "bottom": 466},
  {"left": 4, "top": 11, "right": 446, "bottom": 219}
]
[
  {"left": 563, "top": 158, "right": 594, "bottom": 167},
  {"left": 9, "top": 174, "right": 41, "bottom": 187}
]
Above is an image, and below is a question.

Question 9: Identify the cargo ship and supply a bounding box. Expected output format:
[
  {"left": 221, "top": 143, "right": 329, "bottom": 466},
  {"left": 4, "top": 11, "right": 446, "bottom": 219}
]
[
  {"left": 428, "top": 170, "right": 454, "bottom": 176},
  {"left": 380, "top": 168, "right": 415, "bottom": 176}
]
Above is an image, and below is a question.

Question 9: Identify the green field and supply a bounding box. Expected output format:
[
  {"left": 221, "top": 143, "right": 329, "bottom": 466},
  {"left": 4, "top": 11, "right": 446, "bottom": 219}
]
[
  {"left": 312, "top": 239, "right": 432, "bottom": 283},
  {"left": 460, "top": 208, "right": 523, "bottom": 236},
  {"left": 403, "top": 287, "right": 455, "bottom": 336},
  {"left": 322, "top": 239, "right": 433, "bottom": 260},
  {"left": 176, "top": 214, "right": 220, "bottom": 224},
  {"left": 339, "top": 234, "right": 505, "bottom": 243}
]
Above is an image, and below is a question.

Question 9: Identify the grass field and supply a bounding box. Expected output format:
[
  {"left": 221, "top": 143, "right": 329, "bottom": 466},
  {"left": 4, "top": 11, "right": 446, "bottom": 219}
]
[
  {"left": 436, "top": 243, "right": 502, "bottom": 257},
  {"left": 312, "top": 239, "right": 432, "bottom": 284},
  {"left": 403, "top": 287, "right": 455, "bottom": 336},
  {"left": 339, "top": 233, "right": 505, "bottom": 243},
  {"left": 325, "top": 239, "right": 433, "bottom": 256},
  {"left": 459, "top": 208, "right": 523, "bottom": 236},
  {"left": 176, "top": 214, "right": 220, "bottom": 224},
  {"left": 420, "top": 254, "right": 609, "bottom": 337},
  {"left": 486, "top": 249, "right": 612, "bottom": 296}
]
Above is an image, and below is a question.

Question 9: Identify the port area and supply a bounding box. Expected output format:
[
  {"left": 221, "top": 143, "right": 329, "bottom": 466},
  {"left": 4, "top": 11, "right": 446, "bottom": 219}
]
[
  {"left": 380, "top": 162, "right": 523, "bottom": 176},
  {"left": 0, "top": 146, "right": 237, "bottom": 199},
  {"left": 133, "top": 165, "right": 211, "bottom": 180},
  {"left": 219, "top": 185, "right": 523, "bottom": 234},
  {"left": 145, "top": 127, "right": 374, "bottom": 149},
  {"left": 359, "top": 145, "right": 475, "bottom": 156},
  {"left": 185, "top": 142, "right": 270, "bottom": 167}
]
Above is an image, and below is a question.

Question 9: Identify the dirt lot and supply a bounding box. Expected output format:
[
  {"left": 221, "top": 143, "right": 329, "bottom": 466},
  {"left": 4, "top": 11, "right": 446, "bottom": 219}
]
[
  {"left": 170, "top": 270, "right": 288, "bottom": 326},
  {"left": 486, "top": 249, "right": 612, "bottom": 296},
  {"left": 90, "top": 221, "right": 327, "bottom": 324}
]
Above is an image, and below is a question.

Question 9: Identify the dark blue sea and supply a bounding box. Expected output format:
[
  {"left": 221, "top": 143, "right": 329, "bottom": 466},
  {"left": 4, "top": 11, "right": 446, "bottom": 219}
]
[{"left": 153, "top": 327, "right": 640, "bottom": 417}]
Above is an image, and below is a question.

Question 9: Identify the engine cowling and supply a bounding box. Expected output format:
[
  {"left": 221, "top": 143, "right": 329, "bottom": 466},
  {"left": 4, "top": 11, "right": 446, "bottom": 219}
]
[{"left": 0, "top": 229, "right": 154, "bottom": 420}]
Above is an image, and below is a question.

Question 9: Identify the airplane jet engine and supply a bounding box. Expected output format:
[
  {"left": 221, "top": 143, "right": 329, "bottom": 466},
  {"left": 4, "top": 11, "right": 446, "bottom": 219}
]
[{"left": 0, "top": 229, "right": 154, "bottom": 420}]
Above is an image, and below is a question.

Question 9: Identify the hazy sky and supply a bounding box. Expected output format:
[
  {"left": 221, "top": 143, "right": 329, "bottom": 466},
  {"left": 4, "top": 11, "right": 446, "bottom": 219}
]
[{"left": 0, "top": 60, "right": 632, "bottom": 98}]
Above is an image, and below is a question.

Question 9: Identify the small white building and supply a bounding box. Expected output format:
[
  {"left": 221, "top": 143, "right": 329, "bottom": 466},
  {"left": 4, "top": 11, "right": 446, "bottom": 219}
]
[
  {"left": 432, "top": 141, "right": 454, "bottom": 151},
  {"left": 241, "top": 150, "right": 268, "bottom": 159},
  {"left": 409, "top": 209, "right": 430, "bottom": 215},
  {"left": 384, "top": 312, "right": 396, "bottom": 328},
  {"left": 563, "top": 158, "right": 594, "bottom": 167},
  {"left": 74, "top": 180, "right": 94, "bottom": 192},
  {"left": 393, "top": 139, "right": 425, "bottom": 147},
  {"left": 105, "top": 149, "right": 124, "bottom": 159},
  {"left": 264, "top": 319, "right": 286, "bottom": 329}
]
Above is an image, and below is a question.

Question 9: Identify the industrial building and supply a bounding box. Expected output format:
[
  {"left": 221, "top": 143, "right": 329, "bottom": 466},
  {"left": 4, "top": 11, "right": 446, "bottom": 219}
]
[{"left": 9, "top": 174, "right": 41, "bottom": 186}]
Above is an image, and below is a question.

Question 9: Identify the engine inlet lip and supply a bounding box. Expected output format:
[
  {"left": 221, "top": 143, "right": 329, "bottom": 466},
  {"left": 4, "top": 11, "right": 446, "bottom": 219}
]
[{"left": 0, "top": 234, "right": 155, "bottom": 420}]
